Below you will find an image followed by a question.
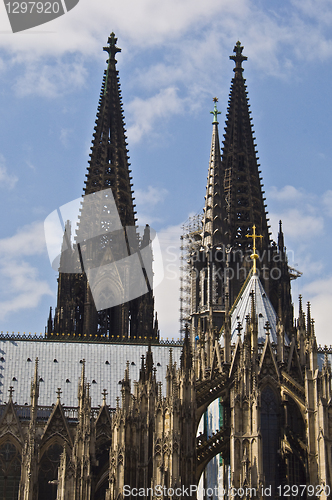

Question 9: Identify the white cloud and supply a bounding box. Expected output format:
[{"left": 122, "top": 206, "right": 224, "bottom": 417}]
[
  {"left": 0, "top": 0, "right": 331, "bottom": 104},
  {"left": 14, "top": 58, "right": 87, "bottom": 98},
  {"left": 0, "top": 154, "right": 18, "bottom": 189},
  {"left": 270, "top": 208, "right": 323, "bottom": 240},
  {"left": 322, "top": 190, "right": 332, "bottom": 217},
  {"left": 0, "top": 222, "right": 53, "bottom": 320},
  {"left": 269, "top": 185, "right": 306, "bottom": 203},
  {"left": 135, "top": 186, "right": 168, "bottom": 208},
  {"left": 153, "top": 222, "right": 183, "bottom": 340},
  {"left": 127, "top": 87, "right": 185, "bottom": 143},
  {"left": 302, "top": 276, "right": 332, "bottom": 346},
  {"left": 0, "top": 260, "right": 52, "bottom": 319},
  {"left": 0, "top": 222, "right": 47, "bottom": 257},
  {"left": 60, "top": 127, "right": 73, "bottom": 147}
]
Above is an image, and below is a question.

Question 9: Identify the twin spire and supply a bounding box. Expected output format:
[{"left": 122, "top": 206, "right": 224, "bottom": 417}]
[{"left": 202, "top": 41, "right": 268, "bottom": 255}]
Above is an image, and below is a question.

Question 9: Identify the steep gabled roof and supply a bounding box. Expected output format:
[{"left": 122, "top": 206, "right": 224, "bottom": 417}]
[{"left": 230, "top": 273, "right": 281, "bottom": 343}]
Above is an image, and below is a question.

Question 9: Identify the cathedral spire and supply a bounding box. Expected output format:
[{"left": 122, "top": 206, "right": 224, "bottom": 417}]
[
  {"left": 51, "top": 34, "right": 156, "bottom": 340},
  {"left": 202, "top": 98, "right": 226, "bottom": 248},
  {"left": 221, "top": 42, "right": 269, "bottom": 250},
  {"left": 83, "top": 32, "right": 135, "bottom": 227}
]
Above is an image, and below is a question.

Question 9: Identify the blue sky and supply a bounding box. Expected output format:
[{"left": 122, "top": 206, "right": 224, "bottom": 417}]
[{"left": 0, "top": 0, "right": 331, "bottom": 344}]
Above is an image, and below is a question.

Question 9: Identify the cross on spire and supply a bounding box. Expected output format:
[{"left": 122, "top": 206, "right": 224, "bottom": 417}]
[
  {"left": 56, "top": 388, "right": 62, "bottom": 402},
  {"left": 8, "top": 386, "right": 14, "bottom": 401},
  {"left": 210, "top": 97, "right": 221, "bottom": 124},
  {"left": 245, "top": 225, "right": 263, "bottom": 274},
  {"left": 236, "top": 322, "right": 243, "bottom": 337},
  {"left": 264, "top": 321, "right": 271, "bottom": 336},
  {"left": 230, "top": 41, "right": 247, "bottom": 74},
  {"left": 103, "top": 32, "right": 121, "bottom": 59},
  {"left": 102, "top": 389, "right": 108, "bottom": 404}
]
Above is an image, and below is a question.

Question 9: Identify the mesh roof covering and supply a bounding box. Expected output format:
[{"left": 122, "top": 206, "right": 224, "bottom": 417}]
[{"left": 0, "top": 340, "right": 182, "bottom": 407}]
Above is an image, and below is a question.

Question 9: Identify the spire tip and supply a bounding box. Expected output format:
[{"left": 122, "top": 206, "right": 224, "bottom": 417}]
[
  {"left": 230, "top": 41, "right": 247, "bottom": 73},
  {"left": 210, "top": 97, "right": 221, "bottom": 124}
]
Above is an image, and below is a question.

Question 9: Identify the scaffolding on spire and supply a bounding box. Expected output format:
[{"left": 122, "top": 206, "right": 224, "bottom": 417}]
[{"left": 179, "top": 214, "right": 203, "bottom": 339}]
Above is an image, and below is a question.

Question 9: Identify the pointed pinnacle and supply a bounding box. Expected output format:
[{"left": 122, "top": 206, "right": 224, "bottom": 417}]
[
  {"left": 299, "top": 294, "right": 303, "bottom": 314},
  {"left": 307, "top": 302, "right": 312, "bottom": 336},
  {"left": 229, "top": 41, "right": 247, "bottom": 74},
  {"left": 103, "top": 32, "right": 121, "bottom": 59},
  {"left": 8, "top": 386, "right": 14, "bottom": 402},
  {"left": 264, "top": 321, "right": 271, "bottom": 336},
  {"left": 34, "top": 357, "right": 39, "bottom": 384},
  {"left": 210, "top": 97, "right": 221, "bottom": 124}
]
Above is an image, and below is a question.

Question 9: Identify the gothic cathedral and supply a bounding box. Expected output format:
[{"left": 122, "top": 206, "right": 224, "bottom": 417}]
[{"left": 0, "top": 34, "right": 331, "bottom": 500}]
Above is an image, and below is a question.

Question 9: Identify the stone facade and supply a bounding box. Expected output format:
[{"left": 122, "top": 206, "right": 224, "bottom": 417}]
[{"left": 0, "top": 36, "right": 331, "bottom": 500}]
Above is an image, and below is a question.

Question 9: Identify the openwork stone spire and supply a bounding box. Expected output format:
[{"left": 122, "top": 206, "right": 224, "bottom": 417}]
[
  {"left": 84, "top": 32, "right": 136, "bottom": 228},
  {"left": 202, "top": 98, "right": 226, "bottom": 248},
  {"left": 49, "top": 34, "right": 156, "bottom": 341},
  {"left": 222, "top": 41, "right": 269, "bottom": 249}
]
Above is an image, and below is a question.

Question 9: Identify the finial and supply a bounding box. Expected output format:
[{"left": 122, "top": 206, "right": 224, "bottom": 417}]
[
  {"left": 307, "top": 302, "right": 312, "bottom": 336},
  {"left": 264, "top": 321, "right": 271, "bottom": 336},
  {"left": 229, "top": 41, "right": 247, "bottom": 74},
  {"left": 8, "top": 386, "right": 14, "bottom": 401},
  {"left": 102, "top": 389, "right": 107, "bottom": 405},
  {"left": 125, "top": 361, "right": 130, "bottom": 381},
  {"left": 116, "top": 396, "right": 120, "bottom": 410},
  {"left": 236, "top": 322, "right": 243, "bottom": 337},
  {"left": 56, "top": 388, "right": 62, "bottom": 402},
  {"left": 184, "top": 323, "right": 190, "bottom": 342},
  {"left": 250, "top": 290, "right": 256, "bottom": 320},
  {"left": 311, "top": 318, "right": 315, "bottom": 336},
  {"left": 103, "top": 32, "right": 121, "bottom": 59},
  {"left": 245, "top": 225, "right": 263, "bottom": 274},
  {"left": 168, "top": 348, "right": 173, "bottom": 367},
  {"left": 299, "top": 294, "right": 303, "bottom": 313},
  {"left": 210, "top": 97, "right": 221, "bottom": 124}
]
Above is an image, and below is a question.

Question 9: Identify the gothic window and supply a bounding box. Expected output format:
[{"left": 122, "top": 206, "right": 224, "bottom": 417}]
[
  {"left": 285, "top": 398, "right": 306, "bottom": 493},
  {"left": 243, "top": 402, "right": 249, "bottom": 434},
  {"left": 288, "top": 397, "right": 305, "bottom": 441},
  {"left": 0, "top": 441, "right": 21, "bottom": 500},
  {"left": 38, "top": 443, "right": 63, "bottom": 500},
  {"left": 261, "top": 386, "right": 279, "bottom": 494},
  {"left": 95, "top": 480, "right": 108, "bottom": 500}
]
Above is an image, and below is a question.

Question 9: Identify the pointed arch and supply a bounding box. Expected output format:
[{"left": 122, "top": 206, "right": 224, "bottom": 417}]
[
  {"left": 260, "top": 385, "right": 280, "bottom": 493},
  {"left": 0, "top": 440, "right": 21, "bottom": 499},
  {"left": 38, "top": 441, "right": 67, "bottom": 500}
]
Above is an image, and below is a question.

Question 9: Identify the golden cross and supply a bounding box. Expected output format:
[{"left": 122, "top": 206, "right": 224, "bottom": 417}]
[{"left": 245, "top": 225, "right": 263, "bottom": 274}]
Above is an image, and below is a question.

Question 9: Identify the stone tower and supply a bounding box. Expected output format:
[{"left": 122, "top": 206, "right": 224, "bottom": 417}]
[
  {"left": 47, "top": 33, "right": 158, "bottom": 341},
  {"left": 190, "top": 42, "right": 293, "bottom": 347}
]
